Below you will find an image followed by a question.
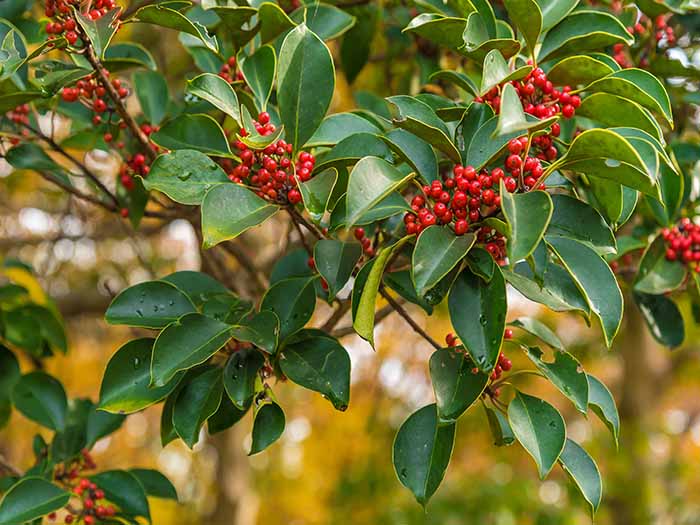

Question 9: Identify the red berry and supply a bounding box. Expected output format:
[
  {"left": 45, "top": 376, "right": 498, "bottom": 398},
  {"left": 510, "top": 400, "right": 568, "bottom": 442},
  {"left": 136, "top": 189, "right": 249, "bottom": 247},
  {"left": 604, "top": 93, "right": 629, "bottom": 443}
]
[
  {"left": 93, "top": 99, "right": 107, "bottom": 113},
  {"left": 354, "top": 228, "right": 365, "bottom": 240},
  {"left": 120, "top": 208, "right": 129, "bottom": 218},
  {"left": 288, "top": 189, "right": 302, "bottom": 204}
]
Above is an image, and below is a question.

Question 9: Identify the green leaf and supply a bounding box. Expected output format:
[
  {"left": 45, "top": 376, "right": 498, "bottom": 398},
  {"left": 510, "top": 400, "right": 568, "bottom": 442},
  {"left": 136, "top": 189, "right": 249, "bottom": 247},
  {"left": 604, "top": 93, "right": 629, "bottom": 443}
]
[
  {"left": 223, "top": 349, "right": 264, "bottom": 409},
  {"left": 208, "top": 6, "right": 257, "bottom": 47},
  {"left": 133, "top": 4, "right": 217, "bottom": 52},
  {"left": 587, "top": 373, "right": 619, "bottom": 447},
  {"left": 634, "top": 235, "right": 686, "bottom": 294},
  {"left": 173, "top": 366, "right": 223, "bottom": 448},
  {"left": 429, "top": 347, "right": 489, "bottom": 422},
  {"left": 448, "top": 266, "right": 507, "bottom": 372},
  {"left": 535, "top": 0, "right": 579, "bottom": 30},
  {"left": 484, "top": 405, "right": 516, "bottom": 446},
  {"left": 161, "top": 270, "right": 230, "bottom": 306},
  {"left": 128, "top": 469, "right": 178, "bottom": 501},
  {"left": 551, "top": 128, "right": 658, "bottom": 199},
  {"left": 559, "top": 439, "right": 603, "bottom": 515},
  {"left": 260, "top": 277, "right": 316, "bottom": 342},
  {"left": 151, "top": 114, "right": 232, "bottom": 157},
  {"left": 299, "top": 168, "right": 337, "bottom": 222},
  {"left": 241, "top": 44, "right": 275, "bottom": 112},
  {"left": 231, "top": 310, "right": 280, "bottom": 354},
  {"left": 313, "top": 240, "right": 362, "bottom": 301},
  {"left": 383, "top": 270, "right": 434, "bottom": 315},
  {"left": 290, "top": 3, "right": 356, "bottom": 40},
  {"left": 143, "top": 150, "right": 228, "bottom": 205},
  {"left": 250, "top": 400, "right": 285, "bottom": 455},
  {"left": 501, "top": 185, "right": 552, "bottom": 263},
  {"left": 307, "top": 113, "right": 381, "bottom": 148},
  {"left": 12, "top": 372, "right": 67, "bottom": 431},
  {"left": 403, "top": 13, "right": 468, "bottom": 50},
  {"left": 75, "top": 8, "right": 120, "bottom": 59},
  {"left": 461, "top": 12, "right": 520, "bottom": 61},
  {"left": 105, "top": 280, "right": 196, "bottom": 329},
  {"left": 524, "top": 346, "right": 588, "bottom": 413},
  {"left": 186, "top": 73, "right": 241, "bottom": 124},
  {"left": 546, "top": 55, "right": 614, "bottom": 87},
  {"left": 208, "top": 394, "right": 249, "bottom": 434},
  {"left": 104, "top": 42, "right": 157, "bottom": 71},
  {"left": 546, "top": 237, "right": 623, "bottom": 347},
  {"left": 635, "top": 292, "right": 685, "bottom": 348},
  {"left": 393, "top": 404, "right": 455, "bottom": 507},
  {"left": 382, "top": 128, "right": 439, "bottom": 185},
  {"left": 89, "top": 470, "right": 150, "bottom": 521},
  {"left": 85, "top": 406, "right": 125, "bottom": 447},
  {"left": 509, "top": 317, "right": 564, "bottom": 350},
  {"left": 258, "top": 2, "right": 296, "bottom": 44},
  {"left": 0, "top": 346, "right": 19, "bottom": 428},
  {"left": 466, "top": 114, "right": 523, "bottom": 170},
  {"left": 547, "top": 194, "right": 616, "bottom": 255},
  {"left": 412, "top": 226, "right": 475, "bottom": 296},
  {"left": 280, "top": 330, "right": 351, "bottom": 411},
  {"left": 315, "top": 133, "right": 392, "bottom": 172},
  {"left": 508, "top": 391, "right": 566, "bottom": 479},
  {"left": 353, "top": 236, "right": 413, "bottom": 346},
  {"left": 576, "top": 93, "right": 661, "bottom": 140},
  {"left": 277, "top": 23, "right": 335, "bottom": 150},
  {"left": 429, "top": 70, "right": 478, "bottom": 96},
  {"left": 345, "top": 156, "right": 414, "bottom": 228},
  {"left": 387, "top": 95, "right": 460, "bottom": 162},
  {"left": 584, "top": 68, "right": 673, "bottom": 127},
  {"left": 495, "top": 83, "right": 556, "bottom": 136},
  {"left": 538, "top": 11, "right": 632, "bottom": 62},
  {"left": 151, "top": 313, "right": 233, "bottom": 387},
  {"left": 201, "top": 184, "right": 279, "bottom": 248},
  {"left": 0, "top": 477, "right": 70, "bottom": 525},
  {"left": 503, "top": 0, "right": 542, "bottom": 55},
  {"left": 99, "top": 338, "right": 182, "bottom": 414}
]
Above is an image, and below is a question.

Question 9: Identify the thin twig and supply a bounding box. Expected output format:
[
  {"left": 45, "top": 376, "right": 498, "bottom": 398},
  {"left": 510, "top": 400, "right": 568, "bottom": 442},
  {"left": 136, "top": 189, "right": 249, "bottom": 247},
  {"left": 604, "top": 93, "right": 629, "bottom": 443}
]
[
  {"left": 287, "top": 209, "right": 313, "bottom": 255},
  {"left": 379, "top": 286, "right": 441, "bottom": 350},
  {"left": 0, "top": 454, "right": 21, "bottom": 478},
  {"left": 331, "top": 303, "right": 395, "bottom": 338}
]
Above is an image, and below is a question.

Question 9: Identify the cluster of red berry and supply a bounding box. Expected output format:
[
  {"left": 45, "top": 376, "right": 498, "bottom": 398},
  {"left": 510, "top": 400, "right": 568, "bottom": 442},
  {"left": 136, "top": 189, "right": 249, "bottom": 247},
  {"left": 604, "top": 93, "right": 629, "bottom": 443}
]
[
  {"left": 4, "top": 104, "right": 31, "bottom": 144},
  {"left": 227, "top": 112, "right": 316, "bottom": 205},
  {"left": 45, "top": 0, "right": 118, "bottom": 46},
  {"left": 49, "top": 450, "right": 117, "bottom": 524},
  {"left": 663, "top": 218, "right": 700, "bottom": 270},
  {"left": 218, "top": 56, "right": 244, "bottom": 83},
  {"left": 613, "top": 15, "right": 676, "bottom": 68},
  {"left": 353, "top": 227, "right": 375, "bottom": 258},
  {"left": 118, "top": 152, "right": 149, "bottom": 192},
  {"left": 61, "top": 74, "right": 129, "bottom": 128}
]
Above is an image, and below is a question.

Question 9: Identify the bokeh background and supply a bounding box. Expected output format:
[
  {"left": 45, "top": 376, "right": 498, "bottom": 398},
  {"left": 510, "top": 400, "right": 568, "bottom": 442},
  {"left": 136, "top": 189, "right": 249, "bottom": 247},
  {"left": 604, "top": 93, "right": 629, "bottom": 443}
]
[{"left": 3, "top": 7, "right": 700, "bottom": 525}]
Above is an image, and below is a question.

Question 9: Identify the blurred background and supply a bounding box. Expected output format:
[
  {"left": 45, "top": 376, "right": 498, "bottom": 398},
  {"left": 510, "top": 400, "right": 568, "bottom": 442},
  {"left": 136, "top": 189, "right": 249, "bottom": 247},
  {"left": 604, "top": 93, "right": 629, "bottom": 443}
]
[{"left": 3, "top": 7, "right": 700, "bottom": 525}]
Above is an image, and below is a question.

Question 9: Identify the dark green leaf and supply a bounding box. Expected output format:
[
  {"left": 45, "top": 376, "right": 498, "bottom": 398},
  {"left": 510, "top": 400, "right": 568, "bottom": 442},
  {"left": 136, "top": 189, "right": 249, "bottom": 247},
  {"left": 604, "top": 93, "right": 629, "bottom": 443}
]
[
  {"left": 501, "top": 185, "right": 552, "bottom": 263},
  {"left": 635, "top": 292, "right": 685, "bottom": 348},
  {"left": 0, "top": 477, "right": 69, "bottom": 525},
  {"left": 559, "top": 439, "right": 603, "bottom": 515},
  {"left": 89, "top": 470, "right": 150, "bottom": 521},
  {"left": 12, "top": 372, "right": 67, "bottom": 431},
  {"left": 173, "top": 366, "right": 223, "bottom": 448},
  {"left": 241, "top": 44, "right": 275, "bottom": 111},
  {"left": 128, "top": 469, "right": 177, "bottom": 501},
  {"left": 485, "top": 405, "right": 515, "bottom": 446},
  {"left": 151, "top": 114, "right": 232, "bottom": 157},
  {"left": 587, "top": 374, "right": 619, "bottom": 447},
  {"left": 260, "top": 277, "right": 316, "bottom": 342},
  {"left": 186, "top": 73, "right": 241, "bottom": 124},
  {"left": 133, "top": 70, "right": 169, "bottom": 125},
  {"left": 634, "top": 235, "right": 686, "bottom": 294},
  {"left": 547, "top": 194, "right": 616, "bottom": 255},
  {"left": 250, "top": 401, "right": 285, "bottom": 455},
  {"left": 509, "top": 317, "right": 564, "bottom": 350},
  {"left": 133, "top": 4, "right": 217, "bottom": 52},
  {"left": 161, "top": 270, "right": 229, "bottom": 306},
  {"left": 524, "top": 346, "right": 588, "bottom": 412},
  {"left": 313, "top": 240, "right": 362, "bottom": 301},
  {"left": 105, "top": 280, "right": 196, "bottom": 329},
  {"left": 382, "top": 128, "right": 439, "bottom": 185},
  {"left": 412, "top": 226, "right": 475, "bottom": 296},
  {"left": 430, "top": 348, "right": 488, "bottom": 422},
  {"left": 223, "top": 349, "right": 264, "bottom": 409},
  {"left": 307, "top": 113, "right": 381, "bottom": 148}
]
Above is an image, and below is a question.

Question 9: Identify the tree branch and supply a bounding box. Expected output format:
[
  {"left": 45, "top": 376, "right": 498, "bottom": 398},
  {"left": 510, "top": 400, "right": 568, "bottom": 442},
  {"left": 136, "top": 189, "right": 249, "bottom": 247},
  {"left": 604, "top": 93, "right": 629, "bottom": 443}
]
[
  {"left": 379, "top": 286, "right": 441, "bottom": 349},
  {"left": 0, "top": 454, "right": 21, "bottom": 478}
]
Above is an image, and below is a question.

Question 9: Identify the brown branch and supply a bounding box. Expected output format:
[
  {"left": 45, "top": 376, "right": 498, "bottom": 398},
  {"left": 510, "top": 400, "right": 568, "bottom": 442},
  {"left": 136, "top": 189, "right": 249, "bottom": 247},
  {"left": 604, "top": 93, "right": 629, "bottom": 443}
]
[
  {"left": 321, "top": 300, "right": 352, "bottom": 332},
  {"left": 287, "top": 209, "right": 314, "bottom": 255},
  {"left": 0, "top": 454, "right": 21, "bottom": 478},
  {"left": 288, "top": 206, "right": 323, "bottom": 239},
  {"left": 379, "top": 286, "right": 441, "bottom": 349}
]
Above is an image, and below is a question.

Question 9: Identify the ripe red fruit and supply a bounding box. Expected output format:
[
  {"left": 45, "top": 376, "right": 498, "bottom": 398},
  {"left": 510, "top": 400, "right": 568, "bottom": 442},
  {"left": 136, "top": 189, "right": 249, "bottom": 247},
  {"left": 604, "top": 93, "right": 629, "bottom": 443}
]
[
  {"left": 93, "top": 99, "right": 107, "bottom": 113},
  {"left": 120, "top": 208, "right": 129, "bottom": 218},
  {"left": 288, "top": 188, "right": 302, "bottom": 204},
  {"left": 507, "top": 139, "right": 523, "bottom": 155},
  {"left": 103, "top": 133, "right": 113, "bottom": 142},
  {"left": 454, "top": 219, "right": 468, "bottom": 235},
  {"left": 65, "top": 31, "right": 78, "bottom": 45},
  {"left": 562, "top": 104, "right": 575, "bottom": 118},
  {"left": 504, "top": 328, "right": 513, "bottom": 339}
]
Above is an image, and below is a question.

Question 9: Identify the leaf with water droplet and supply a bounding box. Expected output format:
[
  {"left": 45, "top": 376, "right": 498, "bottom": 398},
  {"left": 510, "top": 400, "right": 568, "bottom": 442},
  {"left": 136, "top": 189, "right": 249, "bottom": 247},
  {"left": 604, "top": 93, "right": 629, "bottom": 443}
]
[{"left": 106, "top": 281, "right": 196, "bottom": 329}]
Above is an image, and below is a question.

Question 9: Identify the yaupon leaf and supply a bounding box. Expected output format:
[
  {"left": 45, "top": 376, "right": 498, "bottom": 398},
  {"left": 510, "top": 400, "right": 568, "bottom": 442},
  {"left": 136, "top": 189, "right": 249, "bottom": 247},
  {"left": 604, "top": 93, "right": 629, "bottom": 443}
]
[
  {"left": 241, "top": 45, "right": 276, "bottom": 112},
  {"left": 448, "top": 266, "right": 507, "bottom": 372},
  {"left": 0, "top": 478, "right": 70, "bottom": 525},
  {"left": 260, "top": 277, "right": 316, "bottom": 343},
  {"left": 412, "top": 226, "right": 475, "bottom": 296},
  {"left": 546, "top": 237, "right": 623, "bottom": 347},
  {"left": 547, "top": 194, "right": 616, "bottom": 255},
  {"left": 173, "top": 366, "right": 223, "bottom": 448},
  {"left": 223, "top": 349, "right": 264, "bottom": 409},
  {"left": 99, "top": 338, "right": 183, "bottom": 414},
  {"left": 143, "top": 150, "right": 228, "bottom": 205},
  {"left": 393, "top": 404, "right": 456, "bottom": 507},
  {"left": 313, "top": 240, "right": 362, "bottom": 300},
  {"left": 151, "top": 114, "right": 233, "bottom": 157},
  {"left": 186, "top": 73, "right": 241, "bottom": 124},
  {"left": 634, "top": 235, "right": 686, "bottom": 294},
  {"left": 277, "top": 24, "right": 335, "bottom": 150},
  {"left": 201, "top": 184, "right": 279, "bottom": 248},
  {"left": 429, "top": 348, "right": 489, "bottom": 422},
  {"left": 524, "top": 346, "right": 589, "bottom": 413},
  {"left": 12, "top": 372, "right": 67, "bottom": 431},
  {"left": 250, "top": 400, "right": 285, "bottom": 455},
  {"left": 501, "top": 184, "right": 553, "bottom": 263},
  {"left": 587, "top": 374, "right": 620, "bottom": 447},
  {"left": 559, "top": 439, "right": 603, "bottom": 515},
  {"left": 151, "top": 313, "right": 233, "bottom": 387},
  {"left": 280, "top": 330, "right": 351, "bottom": 411},
  {"left": 508, "top": 391, "right": 566, "bottom": 479},
  {"left": 105, "top": 280, "right": 196, "bottom": 329},
  {"left": 635, "top": 292, "right": 685, "bottom": 348}
]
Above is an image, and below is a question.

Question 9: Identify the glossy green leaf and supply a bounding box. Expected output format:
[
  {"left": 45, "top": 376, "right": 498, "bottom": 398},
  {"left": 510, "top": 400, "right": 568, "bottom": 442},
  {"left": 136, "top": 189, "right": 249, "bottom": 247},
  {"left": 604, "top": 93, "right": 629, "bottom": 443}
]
[
  {"left": 151, "top": 313, "right": 233, "bottom": 387},
  {"left": 448, "top": 266, "right": 507, "bottom": 372},
  {"left": 559, "top": 439, "right": 603, "bottom": 514},
  {"left": 89, "top": 470, "right": 150, "bottom": 521},
  {"left": 186, "top": 73, "right": 241, "bottom": 124},
  {"left": 353, "top": 236, "right": 413, "bottom": 346},
  {"left": 250, "top": 400, "right": 285, "bottom": 455},
  {"left": 277, "top": 24, "right": 335, "bottom": 150},
  {"left": 307, "top": 113, "right": 381, "bottom": 148},
  {"left": 0, "top": 346, "right": 19, "bottom": 428},
  {"left": 75, "top": 8, "right": 120, "bottom": 58},
  {"left": 12, "top": 372, "right": 67, "bottom": 431},
  {"left": 635, "top": 292, "right": 685, "bottom": 348},
  {"left": 509, "top": 317, "right": 564, "bottom": 350},
  {"left": 133, "top": 4, "right": 217, "bottom": 52},
  {"left": 485, "top": 405, "right": 515, "bottom": 446},
  {"left": 383, "top": 270, "right": 433, "bottom": 315},
  {"left": 161, "top": 270, "right": 230, "bottom": 306},
  {"left": 201, "top": 183, "right": 279, "bottom": 248},
  {"left": 508, "top": 391, "right": 566, "bottom": 478},
  {"left": 143, "top": 150, "right": 228, "bottom": 205},
  {"left": 260, "top": 277, "right": 316, "bottom": 342},
  {"left": 151, "top": 114, "right": 232, "bottom": 157},
  {"left": 587, "top": 374, "right": 620, "bottom": 446},
  {"left": 501, "top": 185, "right": 553, "bottom": 263},
  {"left": 231, "top": 311, "right": 280, "bottom": 354},
  {"left": 173, "top": 366, "right": 223, "bottom": 448},
  {"left": 382, "top": 128, "right": 439, "bottom": 185},
  {"left": 576, "top": 92, "right": 661, "bottom": 140},
  {"left": 547, "top": 194, "right": 616, "bottom": 255},
  {"left": 387, "top": 95, "right": 460, "bottom": 162},
  {"left": 241, "top": 45, "right": 275, "bottom": 111},
  {"left": 546, "top": 237, "right": 623, "bottom": 347},
  {"left": 345, "top": 156, "right": 414, "bottom": 228},
  {"left": 105, "top": 280, "right": 196, "bottom": 329},
  {"left": 132, "top": 70, "right": 168, "bottom": 125},
  {"left": 281, "top": 330, "right": 351, "bottom": 411},
  {"left": 466, "top": 114, "right": 524, "bottom": 170},
  {"left": 403, "top": 13, "right": 468, "bottom": 49},
  {"left": 223, "top": 349, "right": 264, "bottom": 409},
  {"left": 535, "top": 0, "right": 579, "bottom": 30},
  {"left": 99, "top": 338, "right": 183, "bottom": 414},
  {"left": 546, "top": 55, "right": 614, "bottom": 87},
  {"left": 429, "top": 70, "right": 478, "bottom": 96},
  {"left": 314, "top": 132, "right": 392, "bottom": 172},
  {"left": 538, "top": 11, "right": 632, "bottom": 61},
  {"left": 634, "top": 235, "right": 686, "bottom": 294},
  {"left": 208, "top": 394, "right": 250, "bottom": 435},
  {"left": 430, "top": 348, "right": 489, "bottom": 422},
  {"left": 412, "top": 226, "right": 475, "bottom": 296},
  {"left": 103, "top": 42, "right": 157, "bottom": 71},
  {"left": 524, "top": 346, "right": 588, "bottom": 412},
  {"left": 314, "top": 240, "right": 362, "bottom": 300},
  {"left": 129, "top": 469, "right": 178, "bottom": 501},
  {"left": 290, "top": 3, "right": 355, "bottom": 40},
  {"left": 299, "top": 168, "right": 337, "bottom": 221},
  {"left": 0, "top": 477, "right": 70, "bottom": 525},
  {"left": 503, "top": 0, "right": 542, "bottom": 55},
  {"left": 495, "top": 83, "right": 556, "bottom": 136},
  {"left": 258, "top": 2, "right": 296, "bottom": 43}
]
